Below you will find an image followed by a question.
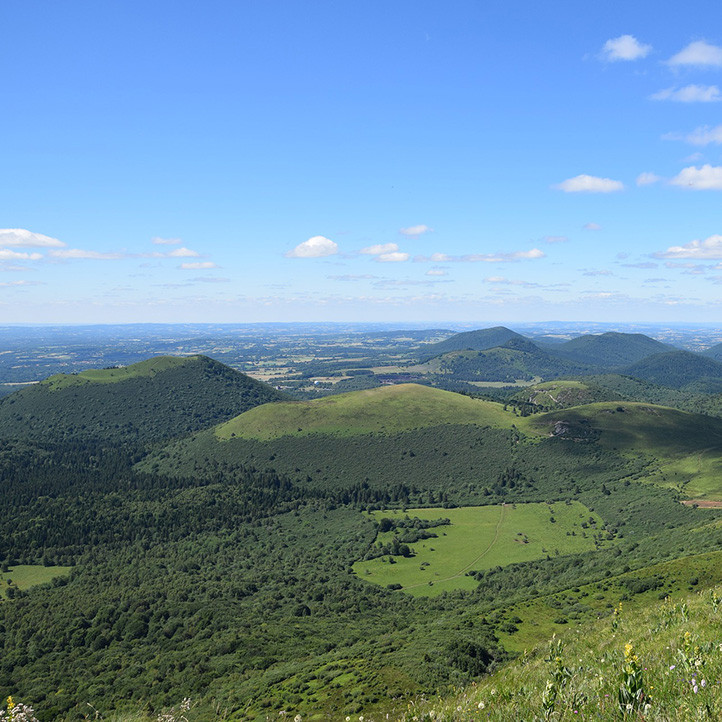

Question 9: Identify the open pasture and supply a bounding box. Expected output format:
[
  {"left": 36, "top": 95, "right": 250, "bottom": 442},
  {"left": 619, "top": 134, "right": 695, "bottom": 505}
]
[{"left": 353, "top": 502, "right": 609, "bottom": 597}]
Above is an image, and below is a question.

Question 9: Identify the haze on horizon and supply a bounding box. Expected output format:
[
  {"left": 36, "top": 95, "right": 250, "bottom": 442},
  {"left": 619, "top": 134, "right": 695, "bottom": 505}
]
[{"left": 2, "top": 1, "right": 722, "bottom": 324}]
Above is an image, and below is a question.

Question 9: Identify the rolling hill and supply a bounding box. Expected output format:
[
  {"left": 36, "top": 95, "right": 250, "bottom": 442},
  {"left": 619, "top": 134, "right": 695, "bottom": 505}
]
[
  {"left": 0, "top": 355, "right": 285, "bottom": 443},
  {"left": 622, "top": 350, "right": 722, "bottom": 389},
  {"left": 419, "top": 326, "right": 526, "bottom": 360},
  {"left": 551, "top": 331, "right": 673, "bottom": 368}
]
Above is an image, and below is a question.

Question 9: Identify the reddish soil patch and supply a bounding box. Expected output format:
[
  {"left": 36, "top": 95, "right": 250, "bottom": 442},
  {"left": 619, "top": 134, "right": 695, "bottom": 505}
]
[{"left": 681, "top": 499, "right": 722, "bottom": 508}]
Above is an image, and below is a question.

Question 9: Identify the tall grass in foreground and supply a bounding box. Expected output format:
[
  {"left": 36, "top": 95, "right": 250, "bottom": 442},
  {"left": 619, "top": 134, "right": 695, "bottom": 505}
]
[
  {"left": 3, "top": 587, "right": 721, "bottom": 721},
  {"left": 395, "top": 585, "right": 722, "bottom": 721}
]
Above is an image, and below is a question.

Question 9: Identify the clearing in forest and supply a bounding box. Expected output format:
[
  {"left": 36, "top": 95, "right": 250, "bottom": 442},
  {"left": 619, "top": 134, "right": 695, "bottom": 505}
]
[{"left": 353, "top": 502, "right": 609, "bottom": 597}]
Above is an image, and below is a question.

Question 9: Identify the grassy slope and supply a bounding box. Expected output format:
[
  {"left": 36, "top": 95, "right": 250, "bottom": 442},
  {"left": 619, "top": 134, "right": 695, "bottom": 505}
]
[
  {"left": 521, "top": 401, "right": 722, "bottom": 499},
  {"left": 391, "top": 554, "right": 722, "bottom": 721},
  {"left": 215, "top": 383, "right": 517, "bottom": 440},
  {"left": 353, "top": 502, "right": 609, "bottom": 597},
  {"left": 512, "top": 379, "right": 623, "bottom": 409}
]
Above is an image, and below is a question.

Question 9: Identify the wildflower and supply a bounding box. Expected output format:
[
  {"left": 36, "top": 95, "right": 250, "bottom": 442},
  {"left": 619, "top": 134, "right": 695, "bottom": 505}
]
[
  {"left": 294, "top": 716, "right": 302, "bottom": 722},
  {"left": 701, "top": 679, "right": 707, "bottom": 688},
  {"left": 477, "top": 701, "right": 485, "bottom": 709}
]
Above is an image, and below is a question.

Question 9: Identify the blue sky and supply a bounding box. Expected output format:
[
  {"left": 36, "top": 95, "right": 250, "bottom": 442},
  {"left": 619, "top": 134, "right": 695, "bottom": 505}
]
[{"left": 3, "top": 0, "right": 722, "bottom": 323}]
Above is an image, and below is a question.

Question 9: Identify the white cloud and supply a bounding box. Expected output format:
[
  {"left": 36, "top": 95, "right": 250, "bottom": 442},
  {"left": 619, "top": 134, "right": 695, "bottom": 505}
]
[
  {"left": 49, "top": 249, "right": 125, "bottom": 260},
  {"left": 544, "top": 235, "right": 568, "bottom": 243},
  {"left": 0, "top": 228, "right": 65, "bottom": 248},
  {"left": 151, "top": 236, "right": 182, "bottom": 245},
  {"left": 285, "top": 235, "right": 338, "bottom": 258},
  {"left": 651, "top": 85, "right": 721, "bottom": 103},
  {"left": 360, "top": 243, "right": 399, "bottom": 255},
  {"left": 670, "top": 164, "right": 722, "bottom": 189},
  {"left": 601, "top": 35, "right": 651, "bottom": 61},
  {"left": 583, "top": 222, "right": 602, "bottom": 231},
  {"left": 555, "top": 175, "right": 624, "bottom": 193},
  {"left": 180, "top": 261, "right": 220, "bottom": 269},
  {"left": 167, "top": 247, "right": 200, "bottom": 258},
  {"left": 377, "top": 251, "right": 410, "bottom": 262},
  {"left": 636, "top": 172, "right": 662, "bottom": 186},
  {"left": 654, "top": 234, "right": 722, "bottom": 259},
  {"left": 399, "top": 224, "right": 433, "bottom": 237},
  {"left": 0, "top": 249, "right": 43, "bottom": 261},
  {"left": 582, "top": 269, "right": 613, "bottom": 276},
  {"left": 665, "top": 124, "right": 722, "bottom": 146},
  {"left": 426, "top": 268, "right": 448, "bottom": 276},
  {"left": 667, "top": 40, "right": 722, "bottom": 67}
]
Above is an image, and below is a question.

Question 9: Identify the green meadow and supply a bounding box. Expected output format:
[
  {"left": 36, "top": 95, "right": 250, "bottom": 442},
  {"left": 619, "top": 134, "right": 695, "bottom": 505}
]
[
  {"left": 353, "top": 502, "right": 609, "bottom": 597},
  {"left": 1, "top": 564, "right": 71, "bottom": 599},
  {"left": 215, "top": 383, "right": 516, "bottom": 441}
]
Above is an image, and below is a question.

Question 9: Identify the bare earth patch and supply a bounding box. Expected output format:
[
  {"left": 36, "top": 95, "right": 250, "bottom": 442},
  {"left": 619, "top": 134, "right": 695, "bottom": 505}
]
[{"left": 681, "top": 499, "right": 722, "bottom": 508}]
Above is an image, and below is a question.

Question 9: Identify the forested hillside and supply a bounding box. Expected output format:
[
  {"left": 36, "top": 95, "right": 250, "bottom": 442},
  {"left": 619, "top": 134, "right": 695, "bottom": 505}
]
[{"left": 0, "top": 355, "right": 284, "bottom": 443}]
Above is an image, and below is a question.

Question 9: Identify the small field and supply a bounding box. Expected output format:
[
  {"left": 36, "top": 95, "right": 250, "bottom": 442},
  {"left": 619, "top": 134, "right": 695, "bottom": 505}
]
[
  {"left": 353, "top": 502, "right": 609, "bottom": 597},
  {"left": 1, "top": 564, "right": 71, "bottom": 599}
]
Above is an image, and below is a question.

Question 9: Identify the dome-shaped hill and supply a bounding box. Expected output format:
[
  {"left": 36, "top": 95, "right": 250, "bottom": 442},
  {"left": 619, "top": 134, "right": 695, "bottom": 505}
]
[
  {"left": 419, "top": 326, "right": 526, "bottom": 360},
  {"left": 623, "top": 350, "right": 722, "bottom": 389},
  {"left": 0, "top": 355, "right": 285, "bottom": 443},
  {"left": 552, "top": 332, "right": 672, "bottom": 368},
  {"left": 215, "top": 383, "right": 516, "bottom": 441}
]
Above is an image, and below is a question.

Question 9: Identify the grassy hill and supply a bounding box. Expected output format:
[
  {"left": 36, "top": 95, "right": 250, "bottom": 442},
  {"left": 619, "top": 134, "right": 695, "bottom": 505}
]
[
  {"left": 523, "top": 401, "right": 722, "bottom": 499},
  {"left": 214, "top": 383, "right": 516, "bottom": 440},
  {"left": 511, "top": 379, "right": 624, "bottom": 410},
  {"left": 623, "top": 350, "right": 722, "bottom": 390},
  {"left": 0, "top": 355, "right": 285, "bottom": 443},
  {"left": 552, "top": 331, "right": 672, "bottom": 368}
]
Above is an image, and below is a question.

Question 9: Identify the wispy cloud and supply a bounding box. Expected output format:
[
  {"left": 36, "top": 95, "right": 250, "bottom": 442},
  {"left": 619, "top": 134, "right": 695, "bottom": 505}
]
[
  {"left": 670, "top": 165, "right": 722, "bottom": 189},
  {"left": 360, "top": 243, "right": 399, "bottom": 255},
  {"left": 285, "top": 235, "right": 338, "bottom": 258},
  {"left": 377, "top": 251, "right": 410, "bottom": 262},
  {"left": 0, "top": 280, "right": 43, "bottom": 288},
  {"left": 636, "top": 172, "right": 662, "bottom": 186},
  {"left": 555, "top": 175, "right": 624, "bottom": 193},
  {"left": 426, "top": 268, "right": 448, "bottom": 276},
  {"left": 583, "top": 222, "right": 602, "bottom": 231},
  {"left": 399, "top": 224, "right": 433, "bottom": 237},
  {"left": 543, "top": 235, "right": 568, "bottom": 243},
  {"left": 0, "top": 249, "right": 43, "bottom": 261},
  {"left": 179, "top": 261, "right": 220, "bottom": 270},
  {"left": 655, "top": 235, "right": 722, "bottom": 259},
  {"left": 416, "top": 249, "right": 545, "bottom": 263},
  {"left": 667, "top": 40, "right": 722, "bottom": 67},
  {"left": 151, "top": 236, "right": 182, "bottom": 245},
  {"left": 600, "top": 34, "right": 651, "bottom": 62},
  {"left": 620, "top": 262, "right": 658, "bottom": 269},
  {"left": 484, "top": 276, "right": 540, "bottom": 287},
  {"left": 664, "top": 124, "right": 722, "bottom": 146},
  {"left": 582, "top": 269, "right": 613, "bottom": 276},
  {"left": 650, "top": 85, "right": 721, "bottom": 102},
  {"left": 327, "top": 274, "right": 379, "bottom": 281},
  {"left": 49, "top": 249, "right": 126, "bottom": 260}
]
